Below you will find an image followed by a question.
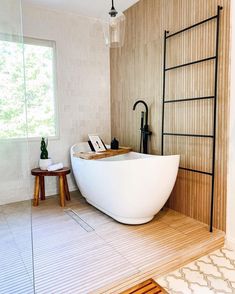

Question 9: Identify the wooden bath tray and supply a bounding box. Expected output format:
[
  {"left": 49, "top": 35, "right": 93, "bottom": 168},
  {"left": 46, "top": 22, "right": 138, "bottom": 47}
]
[{"left": 73, "top": 147, "right": 132, "bottom": 160}]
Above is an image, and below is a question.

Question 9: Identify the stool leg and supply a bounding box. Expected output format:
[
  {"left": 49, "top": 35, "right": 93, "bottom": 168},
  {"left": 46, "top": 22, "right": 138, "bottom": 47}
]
[
  {"left": 33, "top": 176, "right": 40, "bottom": 206},
  {"left": 39, "top": 176, "right": 45, "bottom": 200},
  {"left": 63, "top": 175, "right": 70, "bottom": 201},
  {"left": 59, "top": 176, "right": 65, "bottom": 207}
]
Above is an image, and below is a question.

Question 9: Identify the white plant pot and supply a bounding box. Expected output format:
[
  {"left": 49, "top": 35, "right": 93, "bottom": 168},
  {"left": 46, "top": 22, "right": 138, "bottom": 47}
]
[{"left": 39, "top": 158, "right": 53, "bottom": 170}]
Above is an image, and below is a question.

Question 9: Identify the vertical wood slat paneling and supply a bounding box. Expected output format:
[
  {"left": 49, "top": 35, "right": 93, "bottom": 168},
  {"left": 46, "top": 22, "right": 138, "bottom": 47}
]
[{"left": 110, "top": 0, "right": 230, "bottom": 231}]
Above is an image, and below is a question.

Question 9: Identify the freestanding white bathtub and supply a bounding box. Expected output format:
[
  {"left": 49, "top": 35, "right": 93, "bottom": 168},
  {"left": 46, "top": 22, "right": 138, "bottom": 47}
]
[{"left": 70, "top": 142, "right": 180, "bottom": 225}]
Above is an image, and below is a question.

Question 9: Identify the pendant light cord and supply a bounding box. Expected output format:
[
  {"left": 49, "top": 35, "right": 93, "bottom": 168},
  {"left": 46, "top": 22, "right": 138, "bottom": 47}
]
[{"left": 109, "top": 0, "right": 118, "bottom": 17}]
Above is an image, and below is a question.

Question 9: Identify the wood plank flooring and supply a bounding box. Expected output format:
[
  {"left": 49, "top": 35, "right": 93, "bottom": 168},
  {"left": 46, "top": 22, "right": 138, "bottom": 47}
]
[
  {"left": 120, "top": 279, "right": 167, "bottom": 294},
  {"left": 0, "top": 191, "right": 224, "bottom": 293}
]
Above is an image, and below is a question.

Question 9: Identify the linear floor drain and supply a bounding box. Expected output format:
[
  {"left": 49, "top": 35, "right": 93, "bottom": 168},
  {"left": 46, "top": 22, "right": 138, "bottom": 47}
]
[{"left": 64, "top": 209, "right": 94, "bottom": 232}]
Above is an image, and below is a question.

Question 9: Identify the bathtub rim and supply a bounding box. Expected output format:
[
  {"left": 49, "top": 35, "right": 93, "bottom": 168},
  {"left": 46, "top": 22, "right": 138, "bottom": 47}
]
[{"left": 70, "top": 143, "right": 180, "bottom": 162}]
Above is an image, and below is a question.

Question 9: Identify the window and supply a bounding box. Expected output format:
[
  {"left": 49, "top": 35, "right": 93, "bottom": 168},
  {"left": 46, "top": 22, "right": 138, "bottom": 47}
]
[{"left": 0, "top": 37, "right": 57, "bottom": 139}]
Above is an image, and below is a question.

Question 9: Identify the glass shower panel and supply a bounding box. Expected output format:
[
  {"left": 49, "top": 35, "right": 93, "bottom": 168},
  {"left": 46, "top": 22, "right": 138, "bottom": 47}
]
[{"left": 0, "top": 1, "right": 34, "bottom": 293}]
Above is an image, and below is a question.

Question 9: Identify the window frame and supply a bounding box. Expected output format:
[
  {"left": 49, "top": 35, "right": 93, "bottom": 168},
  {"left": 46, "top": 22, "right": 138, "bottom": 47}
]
[
  {"left": 24, "top": 37, "right": 59, "bottom": 141},
  {"left": 0, "top": 36, "right": 59, "bottom": 142}
]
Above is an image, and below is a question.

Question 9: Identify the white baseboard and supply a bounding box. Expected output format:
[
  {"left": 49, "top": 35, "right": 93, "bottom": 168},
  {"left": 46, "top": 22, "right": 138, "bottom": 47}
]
[
  {"left": 69, "top": 185, "right": 78, "bottom": 192},
  {"left": 0, "top": 185, "right": 79, "bottom": 206},
  {"left": 45, "top": 185, "right": 78, "bottom": 197},
  {"left": 225, "top": 236, "right": 235, "bottom": 250}
]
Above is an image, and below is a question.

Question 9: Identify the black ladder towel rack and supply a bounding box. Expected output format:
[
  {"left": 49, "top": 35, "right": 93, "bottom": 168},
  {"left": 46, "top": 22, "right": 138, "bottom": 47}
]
[{"left": 161, "top": 6, "right": 223, "bottom": 232}]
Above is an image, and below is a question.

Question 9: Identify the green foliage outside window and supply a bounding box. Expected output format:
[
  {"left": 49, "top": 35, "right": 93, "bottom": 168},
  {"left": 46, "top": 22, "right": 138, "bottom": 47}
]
[{"left": 0, "top": 39, "right": 56, "bottom": 139}]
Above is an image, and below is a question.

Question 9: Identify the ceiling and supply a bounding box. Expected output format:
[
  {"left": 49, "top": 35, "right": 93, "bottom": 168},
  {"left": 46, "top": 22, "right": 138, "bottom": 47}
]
[{"left": 22, "top": 0, "right": 140, "bottom": 19}]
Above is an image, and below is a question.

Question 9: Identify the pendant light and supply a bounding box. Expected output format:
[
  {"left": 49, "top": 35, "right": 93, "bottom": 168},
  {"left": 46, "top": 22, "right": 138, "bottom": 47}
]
[{"left": 103, "top": 0, "right": 126, "bottom": 48}]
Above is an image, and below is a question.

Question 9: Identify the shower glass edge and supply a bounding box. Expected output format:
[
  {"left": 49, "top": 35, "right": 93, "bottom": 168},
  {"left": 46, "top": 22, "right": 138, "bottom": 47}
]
[{"left": 0, "top": 0, "right": 35, "bottom": 293}]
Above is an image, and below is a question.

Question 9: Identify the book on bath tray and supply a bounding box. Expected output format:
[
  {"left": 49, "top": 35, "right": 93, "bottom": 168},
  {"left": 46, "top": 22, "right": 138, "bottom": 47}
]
[{"left": 88, "top": 135, "right": 119, "bottom": 152}]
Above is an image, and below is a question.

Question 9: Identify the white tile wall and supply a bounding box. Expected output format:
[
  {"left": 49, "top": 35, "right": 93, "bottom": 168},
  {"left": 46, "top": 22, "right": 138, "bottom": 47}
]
[{"left": 1, "top": 5, "right": 111, "bottom": 204}]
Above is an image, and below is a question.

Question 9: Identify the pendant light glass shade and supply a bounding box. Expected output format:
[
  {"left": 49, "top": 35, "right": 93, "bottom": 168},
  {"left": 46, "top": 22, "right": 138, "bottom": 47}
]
[{"left": 102, "top": 4, "right": 126, "bottom": 48}]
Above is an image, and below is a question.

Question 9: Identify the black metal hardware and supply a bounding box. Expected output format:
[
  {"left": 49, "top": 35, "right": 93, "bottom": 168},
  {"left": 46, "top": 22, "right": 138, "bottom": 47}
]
[
  {"left": 163, "top": 133, "right": 213, "bottom": 138},
  {"left": 139, "top": 111, "right": 144, "bottom": 152},
  {"left": 133, "top": 100, "right": 152, "bottom": 154},
  {"left": 166, "top": 15, "right": 217, "bottom": 39},
  {"left": 161, "top": 30, "right": 168, "bottom": 156},
  {"left": 133, "top": 100, "right": 149, "bottom": 125},
  {"left": 210, "top": 5, "right": 223, "bottom": 233},
  {"left": 165, "top": 56, "right": 216, "bottom": 71},
  {"left": 164, "top": 96, "right": 214, "bottom": 104},
  {"left": 161, "top": 6, "right": 222, "bottom": 233},
  {"left": 179, "top": 167, "right": 213, "bottom": 176},
  {"left": 109, "top": 0, "right": 118, "bottom": 17},
  {"left": 142, "top": 125, "right": 152, "bottom": 154}
]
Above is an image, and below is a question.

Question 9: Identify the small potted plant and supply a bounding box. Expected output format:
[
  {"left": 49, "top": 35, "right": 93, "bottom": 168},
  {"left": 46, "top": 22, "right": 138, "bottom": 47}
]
[{"left": 39, "top": 137, "right": 52, "bottom": 170}]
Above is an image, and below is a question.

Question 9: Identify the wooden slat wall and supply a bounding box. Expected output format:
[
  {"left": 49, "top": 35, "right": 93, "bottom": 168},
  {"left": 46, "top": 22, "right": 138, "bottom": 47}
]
[{"left": 110, "top": 0, "right": 230, "bottom": 231}]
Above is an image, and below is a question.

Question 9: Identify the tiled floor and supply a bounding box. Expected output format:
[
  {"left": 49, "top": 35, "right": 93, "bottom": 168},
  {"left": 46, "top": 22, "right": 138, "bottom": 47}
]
[
  {"left": 155, "top": 247, "right": 235, "bottom": 294},
  {"left": 0, "top": 191, "right": 226, "bottom": 294},
  {"left": 0, "top": 201, "right": 34, "bottom": 294}
]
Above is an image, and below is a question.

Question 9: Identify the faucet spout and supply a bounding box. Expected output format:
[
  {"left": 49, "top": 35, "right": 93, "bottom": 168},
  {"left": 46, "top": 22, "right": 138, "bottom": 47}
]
[
  {"left": 133, "top": 100, "right": 148, "bottom": 125},
  {"left": 133, "top": 99, "right": 151, "bottom": 154}
]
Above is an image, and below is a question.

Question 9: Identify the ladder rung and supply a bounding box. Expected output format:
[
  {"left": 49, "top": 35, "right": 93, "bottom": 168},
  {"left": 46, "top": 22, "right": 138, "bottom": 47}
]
[
  {"left": 165, "top": 56, "right": 216, "bottom": 71},
  {"left": 164, "top": 96, "right": 215, "bottom": 104},
  {"left": 163, "top": 133, "right": 214, "bottom": 138},
  {"left": 166, "top": 15, "right": 217, "bottom": 39},
  {"left": 179, "top": 167, "right": 213, "bottom": 176}
]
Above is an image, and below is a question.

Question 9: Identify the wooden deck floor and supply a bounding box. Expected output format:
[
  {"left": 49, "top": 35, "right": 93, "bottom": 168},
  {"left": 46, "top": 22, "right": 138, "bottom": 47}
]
[{"left": 0, "top": 191, "right": 224, "bottom": 293}]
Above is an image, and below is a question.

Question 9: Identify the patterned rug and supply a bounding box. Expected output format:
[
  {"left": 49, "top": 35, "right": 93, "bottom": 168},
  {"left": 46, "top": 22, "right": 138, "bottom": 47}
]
[{"left": 155, "top": 247, "right": 235, "bottom": 293}]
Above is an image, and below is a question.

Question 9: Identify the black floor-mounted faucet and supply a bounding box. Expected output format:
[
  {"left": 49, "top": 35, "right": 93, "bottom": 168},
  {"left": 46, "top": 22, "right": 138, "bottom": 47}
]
[{"left": 133, "top": 100, "right": 152, "bottom": 154}]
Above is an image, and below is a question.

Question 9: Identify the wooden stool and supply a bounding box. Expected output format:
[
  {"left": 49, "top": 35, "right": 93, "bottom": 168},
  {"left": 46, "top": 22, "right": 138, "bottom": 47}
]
[{"left": 31, "top": 167, "right": 71, "bottom": 207}]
